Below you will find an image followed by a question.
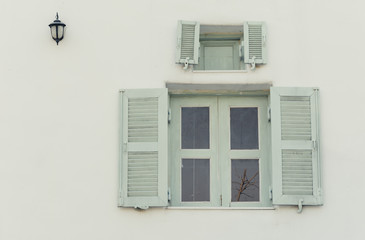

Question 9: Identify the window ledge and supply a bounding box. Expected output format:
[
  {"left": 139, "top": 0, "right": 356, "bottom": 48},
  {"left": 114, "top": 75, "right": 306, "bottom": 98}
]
[
  {"left": 166, "top": 82, "right": 272, "bottom": 96},
  {"left": 192, "top": 70, "right": 248, "bottom": 73},
  {"left": 167, "top": 207, "right": 276, "bottom": 210}
]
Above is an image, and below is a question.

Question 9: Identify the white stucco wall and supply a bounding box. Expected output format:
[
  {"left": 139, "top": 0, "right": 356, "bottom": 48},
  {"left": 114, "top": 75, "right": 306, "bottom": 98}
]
[{"left": 1, "top": 0, "right": 365, "bottom": 239}]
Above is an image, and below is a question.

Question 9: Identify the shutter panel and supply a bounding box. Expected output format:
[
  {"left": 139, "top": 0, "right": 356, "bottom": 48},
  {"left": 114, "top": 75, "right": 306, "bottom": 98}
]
[
  {"left": 176, "top": 20, "right": 200, "bottom": 65},
  {"left": 119, "top": 88, "right": 168, "bottom": 209},
  {"left": 244, "top": 22, "right": 267, "bottom": 65},
  {"left": 271, "top": 87, "right": 322, "bottom": 208}
]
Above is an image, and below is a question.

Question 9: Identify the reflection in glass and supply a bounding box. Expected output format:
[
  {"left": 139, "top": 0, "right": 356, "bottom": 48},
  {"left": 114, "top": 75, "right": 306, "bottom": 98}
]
[
  {"left": 182, "top": 159, "right": 210, "bottom": 202},
  {"left": 230, "top": 107, "right": 258, "bottom": 149},
  {"left": 231, "top": 159, "right": 259, "bottom": 202},
  {"left": 181, "top": 107, "right": 210, "bottom": 149}
]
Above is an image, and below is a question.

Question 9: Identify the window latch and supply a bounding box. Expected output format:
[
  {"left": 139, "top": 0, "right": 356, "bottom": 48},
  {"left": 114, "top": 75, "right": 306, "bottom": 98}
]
[{"left": 183, "top": 57, "right": 190, "bottom": 70}]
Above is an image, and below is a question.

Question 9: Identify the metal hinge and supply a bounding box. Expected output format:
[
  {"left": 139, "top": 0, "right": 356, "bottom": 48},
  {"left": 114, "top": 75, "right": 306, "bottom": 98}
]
[
  {"left": 168, "top": 188, "right": 171, "bottom": 201},
  {"left": 250, "top": 56, "right": 256, "bottom": 70},
  {"left": 317, "top": 188, "right": 322, "bottom": 196},
  {"left": 118, "top": 190, "right": 123, "bottom": 206},
  {"left": 312, "top": 140, "right": 318, "bottom": 150},
  {"left": 168, "top": 108, "right": 171, "bottom": 124},
  {"left": 269, "top": 186, "right": 273, "bottom": 200},
  {"left": 239, "top": 41, "right": 244, "bottom": 59},
  {"left": 268, "top": 107, "right": 271, "bottom": 122},
  {"left": 220, "top": 194, "right": 222, "bottom": 206},
  {"left": 297, "top": 199, "right": 304, "bottom": 213},
  {"left": 183, "top": 57, "right": 190, "bottom": 70}
]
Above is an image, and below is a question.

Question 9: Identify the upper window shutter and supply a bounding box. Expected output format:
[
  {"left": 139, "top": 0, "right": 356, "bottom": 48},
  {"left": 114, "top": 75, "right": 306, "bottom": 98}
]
[
  {"left": 270, "top": 87, "right": 322, "bottom": 210},
  {"left": 119, "top": 88, "right": 168, "bottom": 209},
  {"left": 176, "top": 20, "right": 200, "bottom": 65},
  {"left": 244, "top": 22, "right": 267, "bottom": 66}
]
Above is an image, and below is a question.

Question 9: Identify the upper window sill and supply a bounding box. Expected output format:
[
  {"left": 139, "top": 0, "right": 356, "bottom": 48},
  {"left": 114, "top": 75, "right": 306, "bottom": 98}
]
[
  {"left": 192, "top": 70, "right": 248, "bottom": 73},
  {"left": 167, "top": 206, "right": 276, "bottom": 210}
]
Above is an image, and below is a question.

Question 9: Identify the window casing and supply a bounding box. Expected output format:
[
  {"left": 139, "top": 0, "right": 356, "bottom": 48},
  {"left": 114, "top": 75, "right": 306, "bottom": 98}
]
[{"left": 169, "top": 95, "right": 271, "bottom": 207}]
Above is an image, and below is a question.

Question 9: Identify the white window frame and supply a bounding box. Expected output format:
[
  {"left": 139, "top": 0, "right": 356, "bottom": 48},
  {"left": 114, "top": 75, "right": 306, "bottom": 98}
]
[{"left": 118, "top": 84, "right": 323, "bottom": 212}]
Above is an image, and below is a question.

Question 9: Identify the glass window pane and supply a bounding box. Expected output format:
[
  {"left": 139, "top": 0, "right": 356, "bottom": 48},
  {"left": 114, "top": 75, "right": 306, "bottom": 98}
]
[
  {"left": 231, "top": 159, "right": 259, "bottom": 202},
  {"left": 230, "top": 107, "right": 258, "bottom": 149},
  {"left": 182, "top": 107, "right": 210, "bottom": 149},
  {"left": 182, "top": 159, "right": 210, "bottom": 202},
  {"left": 205, "top": 46, "right": 234, "bottom": 70}
]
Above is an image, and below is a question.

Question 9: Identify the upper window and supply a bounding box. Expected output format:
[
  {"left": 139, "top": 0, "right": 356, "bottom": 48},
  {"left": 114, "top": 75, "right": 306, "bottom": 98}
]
[
  {"left": 169, "top": 95, "right": 271, "bottom": 207},
  {"left": 175, "top": 21, "right": 267, "bottom": 71},
  {"left": 118, "top": 86, "right": 322, "bottom": 212}
]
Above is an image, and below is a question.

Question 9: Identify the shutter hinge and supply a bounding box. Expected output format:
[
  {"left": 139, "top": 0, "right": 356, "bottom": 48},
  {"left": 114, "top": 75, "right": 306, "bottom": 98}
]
[
  {"left": 239, "top": 41, "right": 243, "bottom": 58},
  {"left": 168, "top": 188, "right": 171, "bottom": 201},
  {"left": 269, "top": 186, "right": 273, "bottom": 200},
  {"left": 183, "top": 57, "right": 190, "bottom": 70},
  {"left": 168, "top": 108, "right": 171, "bottom": 124},
  {"left": 241, "top": 41, "right": 245, "bottom": 61},
  {"left": 177, "top": 37, "right": 181, "bottom": 49},
  {"left": 220, "top": 194, "right": 222, "bottom": 206},
  {"left": 312, "top": 140, "right": 317, "bottom": 150},
  {"left": 268, "top": 107, "right": 271, "bottom": 122},
  {"left": 118, "top": 190, "right": 123, "bottom": 206},
  {"left": 317, "top": 188, "right": 322, "bottom": 196},
  {"left": 297, "top": 199, "right": 304, "bottom": 213},
  {"left": 250, "top": 56, "right": 256, "bottom": 70}
]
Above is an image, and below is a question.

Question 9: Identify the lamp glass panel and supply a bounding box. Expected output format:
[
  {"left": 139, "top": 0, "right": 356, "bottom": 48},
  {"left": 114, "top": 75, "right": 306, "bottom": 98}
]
[
  {"left": 58, "top": 26, "right": 64, "bottom": 39},
  {"left": 51, "top": 26, "right": 58, "bottom": 39}
]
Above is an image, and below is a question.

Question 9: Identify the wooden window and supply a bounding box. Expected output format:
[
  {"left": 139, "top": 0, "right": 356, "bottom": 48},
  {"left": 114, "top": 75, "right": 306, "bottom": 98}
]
[
  {"left": 270, "top": 87, "right": 322, "bottom": 210},
  {"left": 176, "top": 21, "right": 267, "bottom": 71},
  {"left": 169, "top": 95, "right": 271, "bottom": 207},
  {"left": 118, "top": 89, "right": 168, "bottom": 209},
  {"left": 118, "top": 86, "right": 322, "bottom": 211}
]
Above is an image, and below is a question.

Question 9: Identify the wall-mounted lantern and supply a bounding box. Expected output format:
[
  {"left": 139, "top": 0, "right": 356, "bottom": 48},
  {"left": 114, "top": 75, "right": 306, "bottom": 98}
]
[{"left": 49, "top": 13, "right": 66, "bottom": 45}]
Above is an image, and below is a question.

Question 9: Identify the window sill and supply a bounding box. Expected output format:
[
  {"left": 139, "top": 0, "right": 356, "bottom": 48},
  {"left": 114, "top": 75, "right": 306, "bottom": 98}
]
[
  {"left": 167, "top": 206, "right": 276, "bottom": 210},
  {"left": 192, "top": 70, "right": 248, "bottom": 73}
]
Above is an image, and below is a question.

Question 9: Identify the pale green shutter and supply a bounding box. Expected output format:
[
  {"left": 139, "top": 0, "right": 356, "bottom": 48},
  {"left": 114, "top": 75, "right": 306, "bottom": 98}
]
[
  {"left": 176, "top": 20, "right": 200, "bottom": 65},
  {"left": 244, "top": 22, "right": 267, "bottom": 67},
  {"left": 119, "top": 88, "right": 168, "bottom": 209},
  {"left": 271, "top": 87, "right": 322, "bottom": 209}
]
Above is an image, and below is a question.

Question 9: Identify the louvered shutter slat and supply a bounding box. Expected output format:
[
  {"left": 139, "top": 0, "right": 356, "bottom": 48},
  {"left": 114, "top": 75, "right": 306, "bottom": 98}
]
[
  {"left": 244, "top": 22, "right": 267, "bottom": 65},
  {"left": 281, "top": 96, "right": 312, "bottom": 140},
  {"left": 271, "top": 87, "right": 322, "bottom": 207},
  {"left": 119, "top": 89, "right": 168, "bottom": 209},
  {"left": 176, "top": 20, "right": 200, "bottom": 65}
]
